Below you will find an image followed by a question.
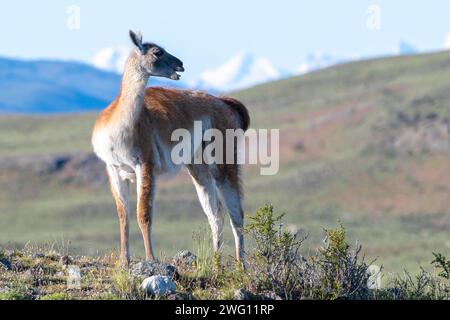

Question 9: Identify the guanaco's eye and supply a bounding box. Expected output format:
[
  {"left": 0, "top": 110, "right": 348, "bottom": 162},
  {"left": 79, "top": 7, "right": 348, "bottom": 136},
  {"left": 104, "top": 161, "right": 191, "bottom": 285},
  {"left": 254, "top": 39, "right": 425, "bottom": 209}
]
[{"left": 153, "top": 49, "right": 164, "bottom": 57}]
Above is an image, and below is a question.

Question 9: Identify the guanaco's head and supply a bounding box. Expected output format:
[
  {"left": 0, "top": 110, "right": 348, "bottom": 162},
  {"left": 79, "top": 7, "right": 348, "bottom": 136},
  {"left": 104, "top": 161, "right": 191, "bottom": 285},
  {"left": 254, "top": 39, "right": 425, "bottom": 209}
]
[{"left": 129, "top": 30, "right": 184, "bottom": 80}]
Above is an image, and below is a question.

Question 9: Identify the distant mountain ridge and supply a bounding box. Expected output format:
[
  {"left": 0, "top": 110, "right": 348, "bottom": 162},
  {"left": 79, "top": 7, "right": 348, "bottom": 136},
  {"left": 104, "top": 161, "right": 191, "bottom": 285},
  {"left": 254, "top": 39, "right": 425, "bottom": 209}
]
[
  {"left": 195, "top": 52, "right": 281, "bottom": 91},
  {"left": 0, "top": 56, "right": 186, "bottom": 114},
  {"left": 0, "top": 41, "right": 422, "bottom": 113}
]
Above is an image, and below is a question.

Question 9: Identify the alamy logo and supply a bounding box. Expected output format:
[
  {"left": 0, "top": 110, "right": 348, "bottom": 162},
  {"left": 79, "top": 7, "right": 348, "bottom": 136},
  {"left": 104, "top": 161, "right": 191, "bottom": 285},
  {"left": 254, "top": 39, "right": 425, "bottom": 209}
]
[
  {"left": 171, "top": 121, "right": 280, "bottom": 175},
  {"left": 66, "top": 5, "right": 81, "bottom": 30},
  {"left": 366, "top": 4, "right": 381, "bottom": 30}
]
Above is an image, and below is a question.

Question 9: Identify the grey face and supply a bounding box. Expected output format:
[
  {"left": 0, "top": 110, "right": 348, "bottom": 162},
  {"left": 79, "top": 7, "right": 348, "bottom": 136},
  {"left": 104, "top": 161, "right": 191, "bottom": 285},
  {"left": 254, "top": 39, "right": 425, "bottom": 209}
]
[{"left": 129, "top": 30, "right": 184, "bottom": 80}]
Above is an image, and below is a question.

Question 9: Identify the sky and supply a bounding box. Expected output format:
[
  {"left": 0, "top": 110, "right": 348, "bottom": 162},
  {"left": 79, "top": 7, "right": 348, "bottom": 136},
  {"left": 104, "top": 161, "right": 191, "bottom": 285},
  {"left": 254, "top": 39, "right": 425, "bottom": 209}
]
[{"left": 1, "top": 0, "right": 450, "bottom": 82}]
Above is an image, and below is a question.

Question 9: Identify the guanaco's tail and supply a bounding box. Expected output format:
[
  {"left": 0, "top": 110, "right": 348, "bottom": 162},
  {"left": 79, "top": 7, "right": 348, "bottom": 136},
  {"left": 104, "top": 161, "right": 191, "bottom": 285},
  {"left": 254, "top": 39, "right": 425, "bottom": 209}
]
[{"left": 219, "top": 96, "right": 250, "bottom": 131}]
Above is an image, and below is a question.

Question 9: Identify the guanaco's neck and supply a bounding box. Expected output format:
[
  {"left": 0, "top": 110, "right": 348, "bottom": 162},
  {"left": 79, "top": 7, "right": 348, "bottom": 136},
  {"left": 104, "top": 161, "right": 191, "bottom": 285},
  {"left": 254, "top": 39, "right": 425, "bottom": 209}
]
[{"left": 117, "top": 50, "right": 149, "bottom": 126}]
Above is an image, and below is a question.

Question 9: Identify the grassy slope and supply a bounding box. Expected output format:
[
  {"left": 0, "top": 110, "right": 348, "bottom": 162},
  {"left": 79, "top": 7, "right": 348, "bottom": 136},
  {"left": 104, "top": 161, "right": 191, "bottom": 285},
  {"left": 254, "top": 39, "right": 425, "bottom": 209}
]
[{"left": 1, "top": 51, "right": 450, "bottom": 273}]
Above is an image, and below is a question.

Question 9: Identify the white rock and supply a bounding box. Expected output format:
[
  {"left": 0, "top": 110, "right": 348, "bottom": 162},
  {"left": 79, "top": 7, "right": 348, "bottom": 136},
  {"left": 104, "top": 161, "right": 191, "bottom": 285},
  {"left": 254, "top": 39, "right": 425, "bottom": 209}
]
[{"left": 141, "top": 275, "right": 176, "bottom": 296}]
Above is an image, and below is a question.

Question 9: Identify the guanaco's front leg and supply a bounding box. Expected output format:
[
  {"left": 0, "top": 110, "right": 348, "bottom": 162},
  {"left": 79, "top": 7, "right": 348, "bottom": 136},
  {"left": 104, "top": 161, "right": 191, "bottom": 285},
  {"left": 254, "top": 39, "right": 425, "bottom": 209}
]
[
  {"left": 107, "top": 165, "right": 131, "bottom": 267},
  {"left": 135, "top": 163, "right": 156, "bottom": 260}
]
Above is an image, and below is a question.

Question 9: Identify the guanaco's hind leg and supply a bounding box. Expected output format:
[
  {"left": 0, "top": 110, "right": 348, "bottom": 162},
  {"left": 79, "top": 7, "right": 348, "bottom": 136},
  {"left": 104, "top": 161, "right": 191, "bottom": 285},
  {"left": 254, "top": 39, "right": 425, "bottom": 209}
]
[
  {"left": 135, "top": 163, "right": 156, "bottom": 261},
  {"left": 217, "top": 168, "right": 245, "bottom": 267},
  {"left": 107, "top": 165, "right": 131, "bottom": 267},
  {"left": 188, "top": 165, "right": 225, "bottom": 253}
]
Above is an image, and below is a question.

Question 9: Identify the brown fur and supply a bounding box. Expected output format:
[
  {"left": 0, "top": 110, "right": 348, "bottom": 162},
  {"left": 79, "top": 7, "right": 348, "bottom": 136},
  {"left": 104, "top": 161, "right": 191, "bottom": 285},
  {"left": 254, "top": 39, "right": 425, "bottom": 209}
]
[
  {"left": 94, "top": 87, "right": 249, "bottom": 146},
  {"left": 94, "top": 87, "right": 249, "bottom": 187},
  {"left": 136, "top": 162, "right": 155, "bottom": 260},
  {"left": 219, "top": 96, "right": 250, "bottom": 131}
]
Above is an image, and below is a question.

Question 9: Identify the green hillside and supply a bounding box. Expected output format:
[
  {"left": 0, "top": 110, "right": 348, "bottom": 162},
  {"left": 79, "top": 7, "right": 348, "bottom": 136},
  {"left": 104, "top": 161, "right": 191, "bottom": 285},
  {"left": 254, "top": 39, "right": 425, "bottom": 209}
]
[{"left": 1, "top": 51, "right": 449, "bottom": 274}]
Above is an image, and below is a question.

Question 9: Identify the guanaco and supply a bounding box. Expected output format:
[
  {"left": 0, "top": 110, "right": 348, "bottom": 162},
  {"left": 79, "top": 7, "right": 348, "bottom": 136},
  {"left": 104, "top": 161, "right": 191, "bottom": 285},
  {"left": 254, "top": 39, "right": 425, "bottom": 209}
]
[{"left": 92, "top": 31, "right": 250, "bottom": 267}]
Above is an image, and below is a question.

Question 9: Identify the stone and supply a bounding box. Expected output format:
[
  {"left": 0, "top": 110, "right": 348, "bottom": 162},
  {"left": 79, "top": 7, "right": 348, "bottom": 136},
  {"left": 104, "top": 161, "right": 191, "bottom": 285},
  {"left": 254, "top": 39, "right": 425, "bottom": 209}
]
[
  {"left": 234, "top": 288, "right": 253, "bottom": 300},
  {"left": 130, "top": 261, "right": 177, "bottom": 279},
  {"left": 0, "top": 258, "right": 12, "bottom": 271},
  {"left": 172, "top": 250, "right": 197, "bottom": 267},
  {"left": 262, "top": 290, "right": 283, "bottom": 300},
  {"left": 141, "top": 275, "right": 176, "bottom": 297},
  {"left": 167, "top": 292, "right": 190, "bottom": 300},
  {"left": 23, "top": 269, "right": 34, "bottom": 281}
]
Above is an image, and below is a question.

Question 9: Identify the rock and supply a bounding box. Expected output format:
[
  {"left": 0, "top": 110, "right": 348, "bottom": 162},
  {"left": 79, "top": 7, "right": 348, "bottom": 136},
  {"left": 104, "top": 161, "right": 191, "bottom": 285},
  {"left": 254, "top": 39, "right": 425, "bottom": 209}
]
[
  {"left": 0, "top": 258, "right": 12, "bottom": 271},
  {"left": 23, "top": 269, "right": 34, "bottom": 281},
  {"left": 140, "top": 275, "right": 176, "bottom": 297},
  {"left": 172, "top": 250, "right": 197, "bottom": 267},
  {"left": 261, "top": 290, "right": 283, "bottom": 300},
  {"left": 130, "top": 261, "right": 178, "bottom": 279},
  {"left": 167, "top": 292, "right": 190, "bottom": 300},
  {"left": 234, "top": 288, "right": 253, "bottom": 300}
]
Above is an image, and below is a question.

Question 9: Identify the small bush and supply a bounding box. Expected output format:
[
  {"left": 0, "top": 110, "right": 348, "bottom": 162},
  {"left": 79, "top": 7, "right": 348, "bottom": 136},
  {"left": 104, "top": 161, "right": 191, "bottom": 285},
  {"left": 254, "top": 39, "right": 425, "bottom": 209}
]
[
  {"left": 382, "top": 267, "right": 450, "bottom": 300},
  {"left": 245, "top": 204, "right": 305, "bottom": 299},
  {"left": 245, "top": 205, "right": 372, "bottom": 299},
  {"left": 432, "top": 252, "right": 450, "bottom": 280},
  {"left": 307, "top": 224, "right": 371, "bottom": 299},
  {"left": 110, "top": 268, "right": 143, "bottom": 300}
]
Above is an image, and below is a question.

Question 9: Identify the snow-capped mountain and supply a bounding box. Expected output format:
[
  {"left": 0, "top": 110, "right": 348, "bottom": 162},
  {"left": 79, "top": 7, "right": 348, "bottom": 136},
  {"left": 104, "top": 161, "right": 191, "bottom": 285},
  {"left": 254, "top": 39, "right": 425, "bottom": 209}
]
[
  {"left": 294, "top": 53, "right": 360, "bottom": 76},
  {"left": 293, "top": 41, "right": 417, "bottom": 77},
  {"left": 444, "top": 33, "right": 450, "bottom": 50},
  {"left": 397, "top": 41, "right": 418, "bottom": 55},
  {"left": 92, "top": 46, "right": 130, "bottom": 74},
  {"left": 196, "top": 52, "right": 280, "bottom": 92}
]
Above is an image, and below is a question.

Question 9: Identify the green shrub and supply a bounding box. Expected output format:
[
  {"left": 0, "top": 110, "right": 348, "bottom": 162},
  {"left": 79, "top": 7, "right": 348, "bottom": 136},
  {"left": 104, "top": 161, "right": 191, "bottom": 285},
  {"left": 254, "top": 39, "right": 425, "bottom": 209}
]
[
  {"left": 383, "top": 267, "right": 449, "bottom": 300},
  {"left": 111, "top": 268, "right": 143, "bottom": 300},
  {"left": 432, "top": 252, "right": 450, "bottom": 280},
  {"left": 245, "top": 204, "right": 305, "bottom": 299},
  {"left": 192, "top": 226, "right": 215, "bottom": 278},
  {"left": 245, "top": 205, "right": 371, "bottom": 300}
]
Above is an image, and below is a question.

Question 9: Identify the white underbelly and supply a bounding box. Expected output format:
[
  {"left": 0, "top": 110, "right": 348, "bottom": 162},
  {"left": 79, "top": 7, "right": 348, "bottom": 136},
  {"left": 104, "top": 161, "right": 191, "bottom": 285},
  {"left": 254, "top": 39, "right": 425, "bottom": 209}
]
[
  {"left": 92, "top": 128, "right": 182, "bottom": 181},
  {"left": 92, "top": 130, "right": 137, "bottom": 169}
]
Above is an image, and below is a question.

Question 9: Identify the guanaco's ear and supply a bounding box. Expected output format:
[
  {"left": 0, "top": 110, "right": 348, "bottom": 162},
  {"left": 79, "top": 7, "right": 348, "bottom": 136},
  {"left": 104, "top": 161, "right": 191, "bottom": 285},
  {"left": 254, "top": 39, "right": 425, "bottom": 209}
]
[{"left": 129, "top": 30, "right": 144, "bottom": 53}]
